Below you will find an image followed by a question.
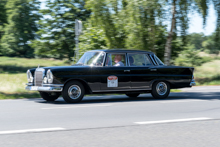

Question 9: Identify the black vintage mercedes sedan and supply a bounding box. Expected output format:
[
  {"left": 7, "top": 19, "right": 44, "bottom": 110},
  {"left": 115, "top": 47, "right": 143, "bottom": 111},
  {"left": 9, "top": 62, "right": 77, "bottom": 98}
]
[{"left": 25, "top": 50, "right": 196, "bottom": 103}]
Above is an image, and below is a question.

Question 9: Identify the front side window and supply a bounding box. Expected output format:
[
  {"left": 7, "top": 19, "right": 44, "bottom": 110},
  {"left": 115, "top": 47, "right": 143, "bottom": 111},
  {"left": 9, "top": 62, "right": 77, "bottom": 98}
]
[
  {"left": 105, "top": 53, "right": 126, "bottom": 67},
  {"left": 77, "top": 51, "right": 105, "bottom": 66}
]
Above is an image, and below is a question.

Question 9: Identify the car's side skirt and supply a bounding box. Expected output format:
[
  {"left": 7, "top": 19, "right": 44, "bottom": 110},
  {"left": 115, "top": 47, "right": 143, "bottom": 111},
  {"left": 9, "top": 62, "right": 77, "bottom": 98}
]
[{"left": 92, "top": 88, "right": 151, "bottom": 93}]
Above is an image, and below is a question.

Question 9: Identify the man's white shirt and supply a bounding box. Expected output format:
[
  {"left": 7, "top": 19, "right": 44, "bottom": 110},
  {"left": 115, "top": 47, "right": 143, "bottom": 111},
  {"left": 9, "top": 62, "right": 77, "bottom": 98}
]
[{"left": 114, "top": 61, "right": 124, "bottom": 66}]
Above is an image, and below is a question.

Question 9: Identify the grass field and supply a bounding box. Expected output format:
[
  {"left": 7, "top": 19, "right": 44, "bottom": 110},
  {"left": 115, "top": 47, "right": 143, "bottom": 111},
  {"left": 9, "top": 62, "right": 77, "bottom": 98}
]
[
  {"left": 194, "top": 60, "right": 220, "bottom": 85},
  {"left": 0, "top": 57, "right": 69, "bottom": 99},
  {"left": 0, "top": 56, "right": 219, "bottom": 99}
]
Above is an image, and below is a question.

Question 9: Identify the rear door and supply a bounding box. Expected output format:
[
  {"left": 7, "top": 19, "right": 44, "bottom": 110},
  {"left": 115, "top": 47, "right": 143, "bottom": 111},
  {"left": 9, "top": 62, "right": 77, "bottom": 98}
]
[{"left": 128, "top": 53, "right": 157, "bottom": 89}]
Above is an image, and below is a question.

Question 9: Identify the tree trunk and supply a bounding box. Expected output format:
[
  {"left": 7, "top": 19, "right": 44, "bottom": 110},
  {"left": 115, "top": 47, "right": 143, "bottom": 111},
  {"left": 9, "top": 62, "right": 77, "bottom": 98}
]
[{"left": 164, "top": 0, "right": 176, "bottom": 65}]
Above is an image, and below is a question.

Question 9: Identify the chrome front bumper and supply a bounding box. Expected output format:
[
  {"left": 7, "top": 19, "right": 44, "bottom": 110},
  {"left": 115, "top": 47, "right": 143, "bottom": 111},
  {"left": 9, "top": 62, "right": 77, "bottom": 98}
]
[{"left": 25, "top": 84, "right": 63, "bottom": 92}]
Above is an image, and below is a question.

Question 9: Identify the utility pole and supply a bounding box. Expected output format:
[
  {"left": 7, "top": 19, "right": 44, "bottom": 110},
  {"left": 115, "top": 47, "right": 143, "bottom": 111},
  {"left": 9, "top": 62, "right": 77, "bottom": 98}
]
[{"left": 74, "top": 19, "right": 82, "bottom": 64}]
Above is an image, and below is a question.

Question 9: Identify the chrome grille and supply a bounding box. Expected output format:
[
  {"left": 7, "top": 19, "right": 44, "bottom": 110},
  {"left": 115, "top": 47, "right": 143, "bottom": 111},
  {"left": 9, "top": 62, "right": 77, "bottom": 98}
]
[{"left": 34, "top": 68, "right": 45, "bottom": 86}]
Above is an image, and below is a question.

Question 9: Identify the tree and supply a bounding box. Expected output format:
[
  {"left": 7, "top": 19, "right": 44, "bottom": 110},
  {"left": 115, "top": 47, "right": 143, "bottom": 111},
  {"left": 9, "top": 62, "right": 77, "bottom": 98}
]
[
  {"left": 164, "top": 0, "right": 220, "bottom": 65},
  {"left": 187, "top": 33, "right": 206, "bottom": 50},
  {"left": 78, "top": 21, "right": 107, "bottom": 57},
  {"left": 0, "top": 0, "right": 40, "bottom": 58},
  {"left": 86, "top": 0, "right": 168, "bottom": 59},
  {"left": 123, "top": 0, "right": 167, "bottom": 58},
  {"left": 86, "top": 0, "right": 127, "bottom": 49},
  {"left": 31, "top": 0, "right": 91, "bottom": 61},
  {"left": 202, "top": 32, "right": 220, "bottom": 54},
  {"left": 0, "top": 0, "right": 7, "bottom": 54},
  {"left": 174, "top": 44, "right": 206, "bottom": 67}
]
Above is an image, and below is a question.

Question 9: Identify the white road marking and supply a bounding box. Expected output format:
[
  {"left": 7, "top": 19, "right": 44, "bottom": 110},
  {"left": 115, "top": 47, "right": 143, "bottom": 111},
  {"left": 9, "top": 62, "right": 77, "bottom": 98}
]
[
  {"left": 135, "top": 117, "right": 213, "bottom": 125},
  {"left": 41, "top": 104, "right": 112, "bottom": 110},
  {"left": 160, "top": 99, "right": 207, "bottom": 103},
  {"left": 0, "top": 127, "right": 66, "bottom": 135}
]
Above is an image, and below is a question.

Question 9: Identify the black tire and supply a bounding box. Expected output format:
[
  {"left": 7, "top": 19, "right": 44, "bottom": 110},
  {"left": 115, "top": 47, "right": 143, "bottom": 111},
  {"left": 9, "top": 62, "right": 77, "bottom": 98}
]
[
  {"left": 151, "top": 81, "right": 170, "bottom": 99},
  {"left": 126, "top": 93, "right": 140, "bottom": 98},
  {"left": 39, "top": 92, "right": 60, "bottom": 101},
  {"left": 62, "top": 81, "right": 85, "bottom": 103}
]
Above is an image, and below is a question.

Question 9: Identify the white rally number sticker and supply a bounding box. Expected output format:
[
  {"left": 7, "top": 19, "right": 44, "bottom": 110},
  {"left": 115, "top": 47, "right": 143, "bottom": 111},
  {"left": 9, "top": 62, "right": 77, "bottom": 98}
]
[{"left": 107, "top": 76, "right": 118, "bottom": 87}]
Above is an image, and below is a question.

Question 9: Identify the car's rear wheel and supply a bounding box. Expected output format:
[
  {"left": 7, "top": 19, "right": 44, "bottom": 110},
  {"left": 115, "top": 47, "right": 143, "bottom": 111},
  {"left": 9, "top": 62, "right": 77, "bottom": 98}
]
[
  {"left": 39, "top": 92, "right": 60, "bottom": 101},
  {"left": 62, "top": 81, "right": 85, "bottom": 103},
  {"left": 126, "top": 93, "right": 140, "bottom": 98},
  {"left": 151, "top": 81, "right": 170, "bottom": 99}
]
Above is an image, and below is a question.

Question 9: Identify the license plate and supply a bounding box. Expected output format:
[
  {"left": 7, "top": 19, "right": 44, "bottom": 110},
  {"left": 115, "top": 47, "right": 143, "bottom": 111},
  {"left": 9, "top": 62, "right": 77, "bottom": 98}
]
[{"left": 31, "top": 86, "right": 38, "bottom": 90}]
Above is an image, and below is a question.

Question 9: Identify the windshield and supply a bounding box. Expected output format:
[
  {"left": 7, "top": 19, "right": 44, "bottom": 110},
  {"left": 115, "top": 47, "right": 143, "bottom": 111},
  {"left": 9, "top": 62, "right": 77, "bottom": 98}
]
[{"left": 76, "top": 51, "right": 105, "bottom": 66}]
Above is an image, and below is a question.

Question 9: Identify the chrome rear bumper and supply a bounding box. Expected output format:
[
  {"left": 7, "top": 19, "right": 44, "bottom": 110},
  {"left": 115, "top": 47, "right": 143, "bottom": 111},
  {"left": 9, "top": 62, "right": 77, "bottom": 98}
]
[{"left": 190, "top": 80, "right": 196, "bottom": 86}]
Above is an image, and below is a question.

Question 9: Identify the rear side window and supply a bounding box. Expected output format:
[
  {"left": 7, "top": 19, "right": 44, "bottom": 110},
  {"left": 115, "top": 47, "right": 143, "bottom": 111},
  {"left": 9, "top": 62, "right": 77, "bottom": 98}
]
[{"left": 128, "top": 54, "right": 152, "bottom": 66}]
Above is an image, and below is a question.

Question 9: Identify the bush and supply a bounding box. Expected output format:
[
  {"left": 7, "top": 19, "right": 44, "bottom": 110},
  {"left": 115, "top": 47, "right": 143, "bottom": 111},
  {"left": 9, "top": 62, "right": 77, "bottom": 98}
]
[{"left": 174, "top": 45, "right": 211, "bottom": 67}]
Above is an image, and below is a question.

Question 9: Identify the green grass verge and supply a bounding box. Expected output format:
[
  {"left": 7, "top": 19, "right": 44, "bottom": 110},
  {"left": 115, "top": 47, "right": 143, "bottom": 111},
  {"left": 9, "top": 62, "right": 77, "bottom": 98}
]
[
  {"left": 0, "top": 92, "right": 40, "bottom": 100},
  {"left": 1, "top": 56, "right": 220, "bottom": 99},
  {"left": 0, "top": 56, "right": 69, "bottom": 74},
  {"left": 0, "top": 56, "right": 69, "bottom": 99},
  {"left": 171, "top": 89, "right": 182, "bottom": 92},
  {"left": 194, "top": 60, "right": 220, "bottom": 86}
]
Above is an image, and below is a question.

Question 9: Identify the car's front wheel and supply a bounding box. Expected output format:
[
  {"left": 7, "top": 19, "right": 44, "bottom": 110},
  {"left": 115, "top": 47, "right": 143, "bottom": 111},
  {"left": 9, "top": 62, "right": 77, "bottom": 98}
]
[
  {"left": 39, "top": 92, "right": 60, "bottom": 101},
  {"left": 151, "top": 81, "right": 170, "bottom": 99},
  {"left": 62, "top": 81, "right": 85, "bottom": 103}
]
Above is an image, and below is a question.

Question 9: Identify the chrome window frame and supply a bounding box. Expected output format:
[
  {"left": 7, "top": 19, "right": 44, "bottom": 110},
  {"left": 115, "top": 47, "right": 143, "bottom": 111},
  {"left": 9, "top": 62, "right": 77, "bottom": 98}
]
[
  {"left": 153, "top": 54, "right": 164, "bottom": 65},
  {"left": 144, "top": 54, "right": 154, "bottom": 66},
  {"left": 149, "top": 54, "right": 158, "bottom": 66}
]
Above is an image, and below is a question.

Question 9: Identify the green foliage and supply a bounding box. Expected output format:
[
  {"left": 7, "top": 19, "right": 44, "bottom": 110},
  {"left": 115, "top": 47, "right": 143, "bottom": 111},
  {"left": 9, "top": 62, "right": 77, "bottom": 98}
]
[
  {"left": 0, "top": 0, "right": 7, "bottom": 44},
  {"left": 31, "top": 0, "right": 91, "bottom": 61},
  {"left": 203, "top": 32, "right": 220, "bottom": 54},
  {"left": 86, "top": 0, "right": 127, "bottom": 48},
  {"left": 85, "top": 0, "right": 168, "bottom": 59},
  {"left": 0, "top": 0, "right": 41, "bottom": 58},
  {"left": 124, "top": 0, "right": 166, "bottom": 53},
  {"left": 174, "top": 44, "right": 211, "bottom": 67},
  {"left": 187, "top": 33, "right": 206, "bottom": 50},
  {"left": 78, "top": 22, "right": 107, "bottom": 57}
]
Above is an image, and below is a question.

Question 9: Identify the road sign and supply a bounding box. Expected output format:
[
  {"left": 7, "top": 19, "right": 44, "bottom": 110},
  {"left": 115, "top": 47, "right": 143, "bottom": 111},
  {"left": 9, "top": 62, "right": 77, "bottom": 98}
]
[
  {"left": 74, "top": 19, "right": 82, "bottom": 63},
  {"left": 75, "top": 19, "right": 82, "bottom": 36}
]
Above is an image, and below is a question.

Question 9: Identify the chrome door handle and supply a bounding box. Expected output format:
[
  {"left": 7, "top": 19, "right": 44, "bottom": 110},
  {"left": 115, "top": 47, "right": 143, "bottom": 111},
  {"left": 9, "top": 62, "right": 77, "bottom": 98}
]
[
  {"left": 124, "top": 70, "right": 130, "bottom": 72},
  {"left": 150, "top": 69, "right": 157, "bottom": 71}
]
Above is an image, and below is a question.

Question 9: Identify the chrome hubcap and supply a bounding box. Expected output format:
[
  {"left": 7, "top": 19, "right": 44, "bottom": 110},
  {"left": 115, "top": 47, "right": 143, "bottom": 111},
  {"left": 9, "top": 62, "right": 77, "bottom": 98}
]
[
  {"left": 156, "top": 82, "right": 167, "bottom": 95},
  {"left": 68, "top": 85, "right": 81, "bottom": 99}
]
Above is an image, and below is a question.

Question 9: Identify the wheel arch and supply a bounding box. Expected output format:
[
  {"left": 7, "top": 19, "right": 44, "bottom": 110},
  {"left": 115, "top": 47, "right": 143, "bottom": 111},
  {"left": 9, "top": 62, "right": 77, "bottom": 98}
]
[
  {"left": 63, "top": 78, "right": 92, "bottom": 94},
  {"left": 150, "top": 79, "right": 173, "bottom": 89}
]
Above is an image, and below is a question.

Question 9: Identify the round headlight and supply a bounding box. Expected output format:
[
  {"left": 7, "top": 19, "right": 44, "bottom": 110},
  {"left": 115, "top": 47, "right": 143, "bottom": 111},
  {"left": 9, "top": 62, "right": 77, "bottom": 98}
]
[
  {"left": 47, "top": 70, "right": 53, "bottom": 84},
  {"left": 27, "top": 70, "right": 33, "bottom": 83}
]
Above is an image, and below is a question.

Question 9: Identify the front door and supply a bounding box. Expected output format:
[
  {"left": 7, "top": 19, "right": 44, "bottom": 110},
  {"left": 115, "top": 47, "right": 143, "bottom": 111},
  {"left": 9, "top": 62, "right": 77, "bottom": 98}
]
[{"left": 100, "top": 53, "right": 131, "bottom": 91}]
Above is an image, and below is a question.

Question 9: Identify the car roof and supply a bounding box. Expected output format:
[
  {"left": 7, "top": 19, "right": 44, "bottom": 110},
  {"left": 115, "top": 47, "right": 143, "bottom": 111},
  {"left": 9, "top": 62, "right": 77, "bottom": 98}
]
[{"left": 89, "top": 49, "right": 154, "bottom": 54}]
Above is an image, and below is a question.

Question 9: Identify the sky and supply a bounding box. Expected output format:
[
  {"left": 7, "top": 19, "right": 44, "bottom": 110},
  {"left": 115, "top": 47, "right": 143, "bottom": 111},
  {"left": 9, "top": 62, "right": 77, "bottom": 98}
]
[
  {"left": 188, "top": 3, "right": 217, "bottom": 36},
  {"left": 40, "top": 0, "right": 217, "bottom": 36}
]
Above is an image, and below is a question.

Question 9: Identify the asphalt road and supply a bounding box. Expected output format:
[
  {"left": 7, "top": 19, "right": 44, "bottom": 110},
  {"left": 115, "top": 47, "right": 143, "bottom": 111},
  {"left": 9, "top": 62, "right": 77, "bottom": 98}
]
[{"left": 1, "top": 86, "right": 220, "bottom": 147}]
